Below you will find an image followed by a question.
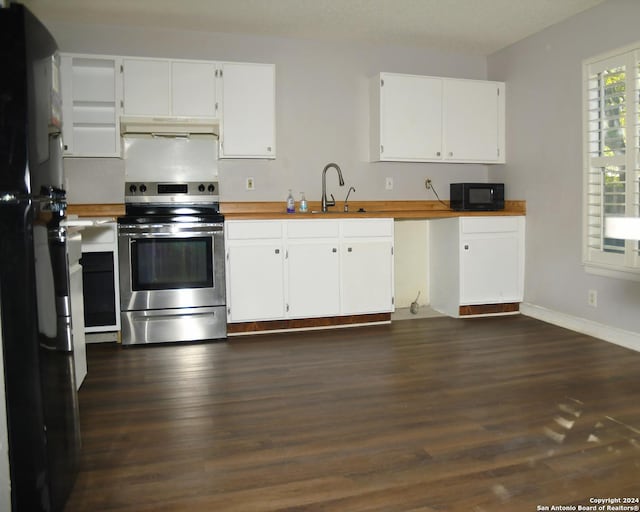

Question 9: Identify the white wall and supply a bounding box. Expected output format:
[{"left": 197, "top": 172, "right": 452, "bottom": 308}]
[
  {"left": 394, "top": 220, "right": 429, "bottom": 307},
  {"left": 45, "top": 20, "right": 492, "bottom": 204},
  {"left": 487, "top": 0, "right": 640, "bottom": 338}
]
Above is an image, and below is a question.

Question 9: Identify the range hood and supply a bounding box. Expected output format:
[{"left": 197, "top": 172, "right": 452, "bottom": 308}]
[{"left": 120, "top": 116, "right": 219, "bottom": 136}]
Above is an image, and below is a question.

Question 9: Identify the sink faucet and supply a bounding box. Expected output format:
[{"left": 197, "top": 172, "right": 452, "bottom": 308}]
[{"left": 321, "top": 162, "right": 345, "bottom": 212}]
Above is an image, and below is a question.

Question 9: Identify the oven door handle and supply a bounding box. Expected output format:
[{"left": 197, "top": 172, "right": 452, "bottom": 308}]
[{"left": 121, "top": 229, "right": 223, "bottom": 238}]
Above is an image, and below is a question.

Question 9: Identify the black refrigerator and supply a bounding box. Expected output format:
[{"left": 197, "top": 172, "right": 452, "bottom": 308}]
[{"left": 0, "top": 3, "right": 81, "bottom": 512}]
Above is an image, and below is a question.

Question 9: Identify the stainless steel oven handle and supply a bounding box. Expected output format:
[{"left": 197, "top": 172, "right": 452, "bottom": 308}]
[
  {"left": 120, "top": 231, "right": 222, "bottom": 238},
  {"left": 118, "top": 224, "right": 224, "bottom": 237},
  {"left": 119, "top": 223, "right": 223, "bottom": 228}
]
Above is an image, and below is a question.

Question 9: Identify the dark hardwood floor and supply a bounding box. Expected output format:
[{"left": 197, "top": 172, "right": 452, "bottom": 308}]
[{"left": 65, "top": 316, "right": 640, "bottom": 511}]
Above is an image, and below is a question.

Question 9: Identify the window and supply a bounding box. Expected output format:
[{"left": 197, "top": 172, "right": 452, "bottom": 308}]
[{"left": 583, "top": 47, "right": 640, "bottom": 279}]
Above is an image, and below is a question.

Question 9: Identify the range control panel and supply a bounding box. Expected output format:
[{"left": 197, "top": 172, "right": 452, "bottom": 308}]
[{"left": 124, "top": 181, "right": 219, "bottom": 204}]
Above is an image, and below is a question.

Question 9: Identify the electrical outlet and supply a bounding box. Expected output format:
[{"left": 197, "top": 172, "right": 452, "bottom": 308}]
[
  {"left": 588, "top": 289, "right": 598, "bottom": 307},
  {"left": 246, "top": 177, "right": 255, "bottom": 190},
  {"left": 425, "top": 178, "right": 432, "bottom": 190},
  {"left": 385, "top": 177, "right": 393, "bottom": 190}
]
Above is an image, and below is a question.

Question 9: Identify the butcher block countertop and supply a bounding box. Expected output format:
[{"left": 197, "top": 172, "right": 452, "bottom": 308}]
[{"left": 68, "top": 200, "right": 526, "bottom": 220}]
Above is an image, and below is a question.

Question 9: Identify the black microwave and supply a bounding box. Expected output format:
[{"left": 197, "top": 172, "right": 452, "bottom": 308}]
[{"left": 450, "top": 183, "right": 505, "bottom": 211}]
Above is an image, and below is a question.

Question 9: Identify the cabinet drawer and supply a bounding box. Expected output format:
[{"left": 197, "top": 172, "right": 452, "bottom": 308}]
[
  {"left": 461, "top": 216, "right": 521, "bottom": 234},
  {"left": 341, "top": 219, "right": 393, "bottom": 238},
  {"left": 286, "top": 219, "right": 339, "bottom": 238},
  {"left": 226, "top": 220, "right": 282, "bottom": 240}
]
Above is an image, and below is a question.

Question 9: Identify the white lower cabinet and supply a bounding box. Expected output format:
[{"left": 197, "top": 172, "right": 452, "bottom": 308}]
[
  {"left": 225, "top": 221, "right": 285, "bottom": 323},
  {"left": 429, "top": 216, "right": 525, "bottom": 317},
  {"left": 341, "top": 220, "right": 394, "bottom": 315},
  {"left": 225, "top": 218, "right": 394, "bottom": 323},
  {"left": 287, "top": 220, "right": 341, "bottom": 318}
]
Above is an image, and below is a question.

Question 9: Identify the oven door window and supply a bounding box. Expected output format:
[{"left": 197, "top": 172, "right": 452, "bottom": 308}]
[{"left": 131, "top": 237, "right": 213, "bottom": 291}]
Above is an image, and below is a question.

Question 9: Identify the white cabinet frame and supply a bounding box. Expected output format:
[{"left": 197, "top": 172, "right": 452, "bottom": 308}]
[
  {"left": 225, "top": 218, "right": 394, "bottom": 323},
  {"left": 371, "top": 72, "right": 505, "bottom": 164}
]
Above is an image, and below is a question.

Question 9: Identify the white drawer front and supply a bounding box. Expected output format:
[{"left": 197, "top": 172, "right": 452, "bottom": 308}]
[
  {"left": 341, "top": 219, "right": 393, "bottom": 238},
  {"left": 286, "top": 219, "right": 340, "bottom": 239},
  {"left": 226, "top": 220, "right": 283, "bottom": 240},
  {"left": 461, "top": 216, "right": 521, "bottom": 234}
]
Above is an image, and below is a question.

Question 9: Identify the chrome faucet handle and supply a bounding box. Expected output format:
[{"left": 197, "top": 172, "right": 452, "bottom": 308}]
[{"left": 327, "top": 193, "right": 336, "bottom": 207}]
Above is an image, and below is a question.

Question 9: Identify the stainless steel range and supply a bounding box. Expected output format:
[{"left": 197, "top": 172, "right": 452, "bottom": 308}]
[{"left": 117, "top": 181, "right": 226, "bottom": 345}]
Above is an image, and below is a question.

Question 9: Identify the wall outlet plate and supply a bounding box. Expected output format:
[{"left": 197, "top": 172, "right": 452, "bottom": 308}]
[
  {"left": 588, "top": 289, "right": 597, "bottom": 307},
  {"left": 385, "top": 177, "right": 393, "bottom": 190},
  {"left": 246, "top": 177, "right": 255, "bottom": 190}
]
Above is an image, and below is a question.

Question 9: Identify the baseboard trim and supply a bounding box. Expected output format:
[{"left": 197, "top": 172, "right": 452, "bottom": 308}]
[{"left": 520, "top": 302, "right": 640, "bottom": 353}]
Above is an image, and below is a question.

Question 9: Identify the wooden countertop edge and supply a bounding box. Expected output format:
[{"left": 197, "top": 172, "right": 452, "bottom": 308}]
[
  {"left": 67, "top": 204, "right": 124, "bottom": 218},
  {"left": 68, "top": 200, "right": 525, "bottom": 219}
]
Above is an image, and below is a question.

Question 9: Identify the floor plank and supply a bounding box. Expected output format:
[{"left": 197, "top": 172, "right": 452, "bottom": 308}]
[{"left": 65, "top": 316, "right": 640, "bottom": 511}]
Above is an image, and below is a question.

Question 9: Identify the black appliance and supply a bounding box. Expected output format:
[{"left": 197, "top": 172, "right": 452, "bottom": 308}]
[
  {"left": 0, "top": 4, "right": 81, "bottom": 511},
  {"left": 81, "top": 251, "right": 117, "bottom": 328},
  {"left": 450, "top": 182, "right": 505, "bottom": 211}
]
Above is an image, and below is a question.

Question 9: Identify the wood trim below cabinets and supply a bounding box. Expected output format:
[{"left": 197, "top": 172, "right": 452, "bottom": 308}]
[
  {"left": 459, "top": 303, "right": 520, "bottom": 316},
  {"left": 227, "top": 313, "right": 391, "bottom": 335}
]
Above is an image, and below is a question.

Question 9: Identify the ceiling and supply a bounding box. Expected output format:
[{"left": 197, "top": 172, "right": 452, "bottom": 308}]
[{"left": 22, "top": 0, "right": 607, "bottom": 56}]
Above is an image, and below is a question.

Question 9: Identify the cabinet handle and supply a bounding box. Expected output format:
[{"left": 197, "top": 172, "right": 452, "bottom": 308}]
[
  {"left": 449, "top": 152, "right": 454, "bottom": 157},
  {"left": 332, "top": 248, "right": 337, "bottom": 253},
  {"left": 348, "top": 247, "right": 352, "bottom": 252},
  {"left": 464, "top": 244, "right": 470, "bottom": 250},
  {"left": 436, "top": 151, "right": 441, "bottom": 157},
  {"left": 275, "top": 249, "right": 280, "bottom": 254},
  {"left": 267, "top": 146, "right": 272, "bottom": 152}
]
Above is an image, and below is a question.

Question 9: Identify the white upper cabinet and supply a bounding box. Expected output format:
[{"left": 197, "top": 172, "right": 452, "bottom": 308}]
[
  {"left": 443, "top": 79, "right": 503, "bottom": 163},
  {"left": 372, "top": 73, "right": 442, "bottom": 161},
  {"left": 122, "top": 59, "right": 171, "bottom": 116},
  {"left": 219, "top": 62, "right": 276, "bottom": 159},
  {"left": 371, "top": 72, "right": 505, "bottom": 164},
  {"left": 171, "top": 61, "right": 218, "bottom": 118},
  {"left": 60, "top": 54, "right": 122, "bottom": 157},
  {"left": 61, "top": 54, "right": 275, "bottom": 158},
  {"left": 122, "top": 58, "right": 219, "bottom": 119}
]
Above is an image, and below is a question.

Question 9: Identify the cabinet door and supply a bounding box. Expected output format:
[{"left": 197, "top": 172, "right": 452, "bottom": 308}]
[
  {"left": 60, "top": 54, "right": 121, "bottom": 157},
  {"left": 460, "top": 233, "right": 523, "bottom": 304},
  {"left": 220, "top": 62, "right": 276, "bottom": 158},
  {"left": 443, "top": 79, "right": 502, "bottom": 162},
  {"left": 123, "top": 59, "right": 171, "bottom": 116},
  {"left": 171, "top": 61, "right": 218, "bottom": 118},
  {"left": 287, "top": 242, "right": 340, "bottom": 318},
  {"left": 378, "top": 73, "right": 442, "bottom": 161},
  {"left": 341, "top": 240, "right": 394, "bottom": 314},
  {"left": 227, "top": 243, "right": 285, "bottom": 322}
]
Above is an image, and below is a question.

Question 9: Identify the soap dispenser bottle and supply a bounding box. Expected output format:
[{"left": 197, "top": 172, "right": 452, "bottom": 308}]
[
  {"left": 286, "top": 189, "right": 295, "bottom": 213},
  {"left": 299, "top": 192, "right": 308, "bottom": 213}
]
